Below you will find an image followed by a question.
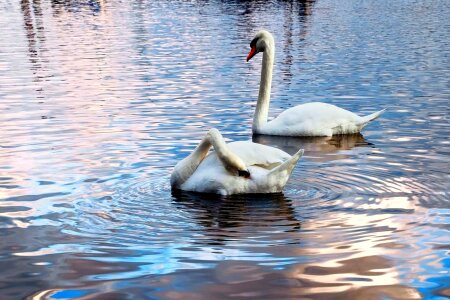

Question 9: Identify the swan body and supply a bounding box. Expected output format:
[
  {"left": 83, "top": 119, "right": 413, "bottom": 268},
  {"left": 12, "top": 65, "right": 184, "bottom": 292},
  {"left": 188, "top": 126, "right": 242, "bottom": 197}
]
[
  {"left": 171, "top": 129, "right": 303, "bottom": 195},
  {"left": 259, "top": 102, "right": 385, "bottom": 136},
  {"left": 247, "top": 30, "right": 385, "bottom": 137}
]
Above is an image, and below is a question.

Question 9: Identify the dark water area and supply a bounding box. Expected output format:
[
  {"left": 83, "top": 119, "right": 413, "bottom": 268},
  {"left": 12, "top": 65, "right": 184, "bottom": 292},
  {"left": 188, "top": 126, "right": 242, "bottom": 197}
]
[{"left": 1, "top": 0, "right": 449, "bottom": 299}]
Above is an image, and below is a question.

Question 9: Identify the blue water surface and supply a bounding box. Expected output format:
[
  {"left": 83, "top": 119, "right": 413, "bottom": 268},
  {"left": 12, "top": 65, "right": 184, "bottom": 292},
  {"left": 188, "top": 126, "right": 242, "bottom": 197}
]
[{"left": 0, "top": 0, "right": 449, "bottom": 299}]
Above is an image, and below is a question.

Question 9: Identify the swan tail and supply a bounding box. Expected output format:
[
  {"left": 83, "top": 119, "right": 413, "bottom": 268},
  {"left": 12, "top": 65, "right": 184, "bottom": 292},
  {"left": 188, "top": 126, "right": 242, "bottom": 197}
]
[
  {"left": 267, "top": 149, "right": 304, "bottom": 184},
  {"left": 357, "top": 108, "right": 386, "bottom": 128}
]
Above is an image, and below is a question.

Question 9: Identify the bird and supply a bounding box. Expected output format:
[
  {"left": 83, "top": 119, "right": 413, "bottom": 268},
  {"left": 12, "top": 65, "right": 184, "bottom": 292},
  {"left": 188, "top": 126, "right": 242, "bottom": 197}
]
[
  {"left": 171, "top": 128, "right": 304, "bottom": 195},
  {"left": 246, "top": 30, "right": 385, "bottom": 137}
]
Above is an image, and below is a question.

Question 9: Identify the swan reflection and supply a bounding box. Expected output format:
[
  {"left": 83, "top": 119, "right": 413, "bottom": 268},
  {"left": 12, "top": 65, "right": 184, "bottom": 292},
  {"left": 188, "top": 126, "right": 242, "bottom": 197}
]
[
  {"left": 253, "top": 133, "right": 372, "bottom": 161},
  {"left": 171, "top": 190, "right": 301, "bottom": 246}
]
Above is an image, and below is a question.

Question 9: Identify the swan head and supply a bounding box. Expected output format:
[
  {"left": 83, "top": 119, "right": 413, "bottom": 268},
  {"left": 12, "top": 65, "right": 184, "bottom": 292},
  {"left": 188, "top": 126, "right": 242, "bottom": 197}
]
[
  {"left": 246, "top": 30, "right": 275, "bottom": 61},
  {"left": 238, "top": 169, "right": 251, "bottom": 179}
]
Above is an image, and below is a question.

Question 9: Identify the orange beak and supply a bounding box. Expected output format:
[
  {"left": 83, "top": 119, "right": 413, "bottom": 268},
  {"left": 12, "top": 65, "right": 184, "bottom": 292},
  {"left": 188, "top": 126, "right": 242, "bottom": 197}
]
[{"left": 246, "top": 46, "right": 257, "bottom": 62}]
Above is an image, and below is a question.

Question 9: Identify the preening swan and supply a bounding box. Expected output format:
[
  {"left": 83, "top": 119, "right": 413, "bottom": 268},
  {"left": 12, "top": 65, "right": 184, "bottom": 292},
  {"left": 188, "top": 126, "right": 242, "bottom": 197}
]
[
  {"left": 247, "top": 30, "right": 385, "bottom": 136},
  {"left": 171, "top": 128, "right": 304, "bottom": 195}
]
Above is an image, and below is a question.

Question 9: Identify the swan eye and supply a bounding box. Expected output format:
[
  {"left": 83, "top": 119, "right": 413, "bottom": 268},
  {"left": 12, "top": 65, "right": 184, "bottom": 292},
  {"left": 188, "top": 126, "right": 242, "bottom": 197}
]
[{"left": 238, "top": 170, "right": 251, "bottom": 178}]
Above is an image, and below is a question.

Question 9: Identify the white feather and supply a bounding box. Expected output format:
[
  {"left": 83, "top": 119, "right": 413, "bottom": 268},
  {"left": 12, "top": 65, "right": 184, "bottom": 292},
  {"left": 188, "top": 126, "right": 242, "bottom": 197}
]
[
  {"left": 248, "top": 30, "right": 385, "bottom": 137},
  {"left": 171, "top": 130, "right": 303, "bottom": 195}
]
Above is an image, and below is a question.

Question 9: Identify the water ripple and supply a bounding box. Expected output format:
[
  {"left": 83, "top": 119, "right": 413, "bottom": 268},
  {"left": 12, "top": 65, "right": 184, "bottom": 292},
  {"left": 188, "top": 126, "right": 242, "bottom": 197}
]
[{"left": 0, "top": 0, "right": 449, "bottom": 299}]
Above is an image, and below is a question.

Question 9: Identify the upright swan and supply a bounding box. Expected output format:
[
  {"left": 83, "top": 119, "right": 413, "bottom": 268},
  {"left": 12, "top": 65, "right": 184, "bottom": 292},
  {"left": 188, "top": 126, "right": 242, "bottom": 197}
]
[
  {"left": 247, "top": 30, "right": 385, "bottom": 136},
  {"left": 171, "top": 128, "right": 303, "bottom": 195}
]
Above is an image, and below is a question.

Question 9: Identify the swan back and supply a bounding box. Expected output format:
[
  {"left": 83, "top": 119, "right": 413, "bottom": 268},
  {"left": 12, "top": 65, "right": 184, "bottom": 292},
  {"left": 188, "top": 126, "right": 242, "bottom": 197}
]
[
  {"left": 261, "top": 102, "right": 363, "bottom": 136},
  {"left": 179, "top": 141, "right": 302, "bottom": 195}
]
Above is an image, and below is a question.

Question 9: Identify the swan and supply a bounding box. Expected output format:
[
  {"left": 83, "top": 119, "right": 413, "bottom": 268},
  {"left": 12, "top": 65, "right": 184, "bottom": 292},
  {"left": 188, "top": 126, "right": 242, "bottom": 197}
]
[
  {"left": 171, "top": 128, "right": 304, "bottom": 195},
  {"left": 246, "top": 30, "right": 385, "bottom": 136}
]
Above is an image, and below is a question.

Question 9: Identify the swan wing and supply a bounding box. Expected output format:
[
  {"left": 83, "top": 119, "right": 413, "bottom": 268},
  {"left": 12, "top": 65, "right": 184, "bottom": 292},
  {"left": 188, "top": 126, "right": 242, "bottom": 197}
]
[{"left": 227, "top": 141, "right": 291, "bottom": 168}]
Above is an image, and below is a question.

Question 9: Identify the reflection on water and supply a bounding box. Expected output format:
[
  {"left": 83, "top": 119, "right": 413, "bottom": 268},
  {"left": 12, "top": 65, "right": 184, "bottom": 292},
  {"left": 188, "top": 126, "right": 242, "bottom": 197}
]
[
  {"left": 253, "top": 133, "right": 371, "bottom": 161},
  {"left": 1, "top": 0, "right": 449, "bottom": 299},
  {"left": 172, "top": 191, "right": 302, "bottom": 240}
]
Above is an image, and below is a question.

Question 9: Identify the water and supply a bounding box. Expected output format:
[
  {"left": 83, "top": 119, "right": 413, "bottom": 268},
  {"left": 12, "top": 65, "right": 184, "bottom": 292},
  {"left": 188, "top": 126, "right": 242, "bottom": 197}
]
[{"left": 1, "top": 0, "right": 449, "bottom": 299}]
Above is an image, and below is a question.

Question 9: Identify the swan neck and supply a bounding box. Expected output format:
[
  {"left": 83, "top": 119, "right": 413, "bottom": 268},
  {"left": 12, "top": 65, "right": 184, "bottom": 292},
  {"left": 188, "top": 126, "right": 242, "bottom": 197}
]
[
  {"left": 253, "top": 45, "right": 274, "bottom": 133},
  {"left": 170, "top": 136, "right": 211, "bottom": 187},
  {"left": 207, "top": 129, "right": 246, "bottom": 172}
]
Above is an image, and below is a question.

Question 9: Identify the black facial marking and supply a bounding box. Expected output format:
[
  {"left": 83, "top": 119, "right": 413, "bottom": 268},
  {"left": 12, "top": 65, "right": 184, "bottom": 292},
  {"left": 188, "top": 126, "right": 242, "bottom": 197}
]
[
  {"left": 238, "top": 170, "right": 251, "bottom": 178},
  {"left": 250, "top": 37, "right": 258, "bottom": 48}
]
